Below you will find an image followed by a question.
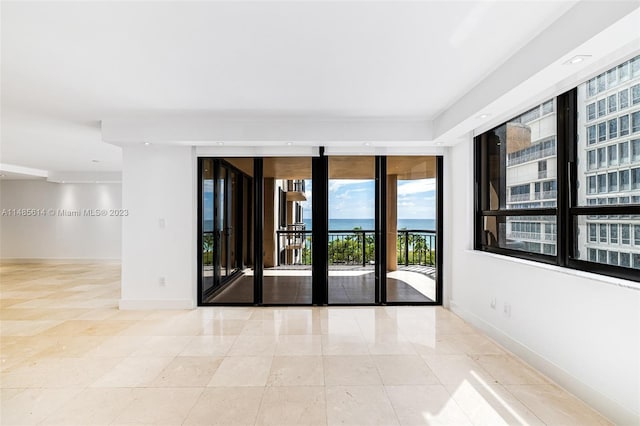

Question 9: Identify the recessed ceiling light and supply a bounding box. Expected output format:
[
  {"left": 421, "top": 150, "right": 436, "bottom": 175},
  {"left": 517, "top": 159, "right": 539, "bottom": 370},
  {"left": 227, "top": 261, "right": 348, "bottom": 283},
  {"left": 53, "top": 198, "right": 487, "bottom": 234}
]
[
  {"left": 217, "top": 142, "right": 224, "bottom": 146},
  {"left": 144, "top": 142, "right": 150, "bottom": 146},
  {"left": 436, "top": 142, "right": 443, "bottom": 146},
  {"left": 363, "top": 142, "right": 371, "bottom": 146},
  {"left": 477, "top": 113, "right": 490, "bottom": 119},
  {"left": 61, "top": 181, "right": 66, "bottom": 183},
  {"left": 564, "top": 55, "right": 591, "bottom": 65},
  {"left": 286, "top": 142, "right": 293, "bottom": 146}
]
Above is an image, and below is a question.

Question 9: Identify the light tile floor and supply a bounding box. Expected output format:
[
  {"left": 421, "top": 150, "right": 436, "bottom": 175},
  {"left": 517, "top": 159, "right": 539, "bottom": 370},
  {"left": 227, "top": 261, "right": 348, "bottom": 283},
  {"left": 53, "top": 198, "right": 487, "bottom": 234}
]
[{"left": 0, "top": 262, "right": 611, "bottom": 425}]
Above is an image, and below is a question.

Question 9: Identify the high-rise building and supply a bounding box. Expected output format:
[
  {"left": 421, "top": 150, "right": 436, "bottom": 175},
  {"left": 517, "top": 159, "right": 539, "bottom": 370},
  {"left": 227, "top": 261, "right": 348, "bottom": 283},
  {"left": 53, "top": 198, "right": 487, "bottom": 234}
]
[{"left": 577, "top": 55, "right": 640, "bottom": 269}]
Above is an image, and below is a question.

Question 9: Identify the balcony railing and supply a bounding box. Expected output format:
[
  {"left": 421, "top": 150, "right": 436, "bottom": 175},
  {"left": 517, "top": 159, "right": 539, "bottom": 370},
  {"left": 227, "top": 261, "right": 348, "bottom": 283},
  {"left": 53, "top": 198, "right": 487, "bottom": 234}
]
[
  {"left": 509, "top": 193, "right": 531, "bottom": 202},
  {"left": 273, "top": 229, "right": 436, "bottom": 267},
  {"left": 534, "top": 190, "right": 557, "bottom": 200}
]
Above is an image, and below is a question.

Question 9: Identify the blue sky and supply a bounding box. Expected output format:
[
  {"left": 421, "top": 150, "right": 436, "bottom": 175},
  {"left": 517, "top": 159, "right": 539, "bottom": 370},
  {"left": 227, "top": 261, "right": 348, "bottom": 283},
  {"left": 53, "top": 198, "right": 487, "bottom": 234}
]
[
  {"left": 305, "top": 178, "right": 435, "bottom": 219},
  {"left": 204, "top": 178, "right": 436, "bottom": 222}
]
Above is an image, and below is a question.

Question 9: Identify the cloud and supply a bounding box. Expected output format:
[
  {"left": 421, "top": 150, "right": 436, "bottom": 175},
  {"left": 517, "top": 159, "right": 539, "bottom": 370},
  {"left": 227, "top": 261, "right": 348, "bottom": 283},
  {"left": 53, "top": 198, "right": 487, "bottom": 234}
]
[{"left": 397, "top": 179, "right": 435, "bottom": 197}]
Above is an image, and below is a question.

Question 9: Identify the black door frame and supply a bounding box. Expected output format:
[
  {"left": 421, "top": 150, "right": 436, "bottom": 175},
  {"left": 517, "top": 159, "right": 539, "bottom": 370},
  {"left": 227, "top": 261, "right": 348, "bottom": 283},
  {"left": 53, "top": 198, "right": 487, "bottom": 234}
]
[{"left": 197, "top": 152, "right": 444, "bottom": 306}]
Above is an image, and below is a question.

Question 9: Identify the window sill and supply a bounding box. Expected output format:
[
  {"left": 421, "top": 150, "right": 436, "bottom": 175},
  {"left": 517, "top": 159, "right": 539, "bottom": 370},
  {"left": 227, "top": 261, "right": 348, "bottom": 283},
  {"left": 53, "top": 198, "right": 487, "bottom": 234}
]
[{"left": 465, "top": 249, "right": 640, "bottom": 292}]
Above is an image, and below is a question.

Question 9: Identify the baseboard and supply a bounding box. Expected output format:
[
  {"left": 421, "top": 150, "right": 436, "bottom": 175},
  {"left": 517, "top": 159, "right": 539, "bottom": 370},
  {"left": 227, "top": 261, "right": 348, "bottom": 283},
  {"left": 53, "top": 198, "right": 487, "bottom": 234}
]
[
  {"left": 0, "top": 258, "right": 120, "bottom": 264},
  {"left": 119, "top": 299, "right": 195, "bottom": 310},
  {"left": 449, "top": 300, "right": 639, "bottom": 425}
]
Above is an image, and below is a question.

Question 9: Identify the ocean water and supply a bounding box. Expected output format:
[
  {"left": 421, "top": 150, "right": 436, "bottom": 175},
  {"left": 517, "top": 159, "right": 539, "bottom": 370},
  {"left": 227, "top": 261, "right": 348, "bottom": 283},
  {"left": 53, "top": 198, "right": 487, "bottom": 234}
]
[
  {"left": 306, "top": 218, "right": 435, "bottom": 231},
  {"left": 204, "top": 218, "right": 435, "bottom": 232}
]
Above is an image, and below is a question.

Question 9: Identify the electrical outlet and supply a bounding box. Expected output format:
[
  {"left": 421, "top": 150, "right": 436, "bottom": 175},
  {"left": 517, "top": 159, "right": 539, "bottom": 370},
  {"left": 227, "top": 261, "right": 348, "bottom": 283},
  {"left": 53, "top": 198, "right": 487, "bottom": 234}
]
[
  {"left": 158, "top": 277, "right": 166, "bottom": 287},
  {"left": 503, "top": 303, "right": 511, "bottom": 318}
]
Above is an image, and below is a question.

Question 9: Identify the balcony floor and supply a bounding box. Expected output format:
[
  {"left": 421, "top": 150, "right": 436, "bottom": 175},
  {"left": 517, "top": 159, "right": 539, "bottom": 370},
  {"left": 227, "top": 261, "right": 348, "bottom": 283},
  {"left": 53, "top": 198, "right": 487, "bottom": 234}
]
[{"left": 208, "top": 266, "right": 435, "bottom": 304}]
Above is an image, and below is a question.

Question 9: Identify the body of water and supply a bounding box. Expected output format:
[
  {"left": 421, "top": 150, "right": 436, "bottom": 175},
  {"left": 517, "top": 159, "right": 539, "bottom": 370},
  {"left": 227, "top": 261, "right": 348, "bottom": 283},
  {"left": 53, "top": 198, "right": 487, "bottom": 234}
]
[
  {"left": 305, "top": 218, "right": 434, "bottom": 231},
  {"left": 205, "top": 219, "right": 435, "bottom": 232}
]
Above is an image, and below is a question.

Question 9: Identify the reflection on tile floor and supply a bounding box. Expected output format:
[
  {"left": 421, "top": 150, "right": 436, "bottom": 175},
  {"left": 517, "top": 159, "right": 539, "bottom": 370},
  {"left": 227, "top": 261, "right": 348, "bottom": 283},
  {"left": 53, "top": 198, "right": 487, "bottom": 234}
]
[
  {"left": 0, "top": 262, "right": 611, "bottom": 425},
  {"left": 209, "top": 271, "right": 433, "bottom": 304}
]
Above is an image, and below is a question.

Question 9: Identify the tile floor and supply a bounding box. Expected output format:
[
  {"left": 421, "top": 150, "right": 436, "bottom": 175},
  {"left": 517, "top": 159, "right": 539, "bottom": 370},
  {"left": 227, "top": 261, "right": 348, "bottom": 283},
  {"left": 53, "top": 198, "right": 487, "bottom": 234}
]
[{"left": 0, "top": 262, "right": 611, "bottom": 425}]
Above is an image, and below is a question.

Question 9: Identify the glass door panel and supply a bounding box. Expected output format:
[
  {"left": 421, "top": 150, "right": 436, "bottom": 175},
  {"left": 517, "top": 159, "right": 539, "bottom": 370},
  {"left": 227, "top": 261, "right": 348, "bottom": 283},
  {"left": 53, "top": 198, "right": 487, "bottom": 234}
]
[
  {"left": 201, "top": 158, "right": 254, "bottom": 304},
  {"left": 218, "top": 166, "right": 227, "bottom": 278},
  {"left": 201, "top": 159, "right": 215, "bottom": 298},
  {"left": 262, "top": 157, "right": 313, "bottom": 304},
  {"left": 328, "top": 156, "right": 376, "bottom": 304},
  {"left": 385, "top": 156, "right": 437, "bottom": 303}
]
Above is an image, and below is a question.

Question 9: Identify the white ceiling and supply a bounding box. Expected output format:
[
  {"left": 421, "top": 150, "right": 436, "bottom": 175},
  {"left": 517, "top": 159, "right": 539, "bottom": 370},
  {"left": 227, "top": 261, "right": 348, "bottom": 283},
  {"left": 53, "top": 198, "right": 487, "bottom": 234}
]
[{"left": 0, "top": 1, "right": 635, "bottom": 176}]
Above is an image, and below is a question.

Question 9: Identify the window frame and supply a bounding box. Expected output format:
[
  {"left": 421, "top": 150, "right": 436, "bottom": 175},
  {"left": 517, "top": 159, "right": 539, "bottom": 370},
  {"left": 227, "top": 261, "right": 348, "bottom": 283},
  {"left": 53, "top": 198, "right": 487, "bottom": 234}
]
[{"left": 475, "top": 85, "right": 640, "bottom": 283}]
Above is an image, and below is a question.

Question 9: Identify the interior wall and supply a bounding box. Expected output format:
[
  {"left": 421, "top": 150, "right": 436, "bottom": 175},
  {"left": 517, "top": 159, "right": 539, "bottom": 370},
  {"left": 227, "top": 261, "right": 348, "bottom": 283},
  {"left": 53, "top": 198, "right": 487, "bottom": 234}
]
[
  {"left": 120, "top": 144, "right": 196, "bottom": 309},
  {"left": 445, "top": 138, "right": 640, "bottom": 425},
  {"left": 0, "top": 180, "right": 122, "bottom": 260}
]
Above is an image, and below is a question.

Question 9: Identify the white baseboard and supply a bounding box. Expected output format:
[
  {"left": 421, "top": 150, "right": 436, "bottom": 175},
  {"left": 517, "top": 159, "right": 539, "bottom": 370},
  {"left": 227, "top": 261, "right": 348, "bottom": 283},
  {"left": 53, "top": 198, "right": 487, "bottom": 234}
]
[
  {"left": 0, "top": 258, "right": 120, "bottom": 264},
  {"left": 449, "top": 300, "right": 639, "bottom": 426},
  {"left": 119, "top": 299, "right": 195, "bottom": 310}
]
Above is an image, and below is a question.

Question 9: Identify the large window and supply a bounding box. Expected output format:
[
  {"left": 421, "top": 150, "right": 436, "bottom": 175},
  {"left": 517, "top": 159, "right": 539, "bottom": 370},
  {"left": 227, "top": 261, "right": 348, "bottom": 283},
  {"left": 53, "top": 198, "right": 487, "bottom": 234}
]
[
  {"left": 475, "top": 99, "right": 558, "bottom": 257},
  {"left": 475, "top": 55, "right": 640, "bottom": 281}
]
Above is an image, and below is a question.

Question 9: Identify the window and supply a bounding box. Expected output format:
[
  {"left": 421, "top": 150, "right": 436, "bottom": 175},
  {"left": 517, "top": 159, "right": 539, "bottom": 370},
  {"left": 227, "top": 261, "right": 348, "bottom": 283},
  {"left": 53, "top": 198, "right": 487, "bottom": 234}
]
[
  {"left": 607, "top": 145, "right": 618, "bottom": 166},
  {"left": 608, "top": 172, "right": 618, "bottom": 192},
  {"left": 620, "top": 169, "right": 630, "bottom": 190},
  {"left": 598, "top": 147, "right": 606, "bottom": 168},
  {"left": 587, "top": 79, "right": 597, "bottom": 97},
  {"left": 587, "top": 150, "right": 596, "bottom": 170},
  {"left": 620, "top": 252, "right": 631, "bottom": 267},
  {"left": 608, "top": 119, "right": 618, "bottom": 139},
  {"left": 633, "top": 84, "right": 640, "bottom": 105},
  {"left": 619, "top": 89, "right": 629, "bottom": 109},
  {"left": 632, "top": 168, "right": 640, "bottom": 190},
  {"left": 598, "top": 249, "right": 607, "bottom": 263},
  {"left": 620, "top": 141, "right": 630, "bottom": 164},
  {"left": 597, "top": 99, "right": 606, "bottom": 117},
  {"left": 538, "top": 160, "right": 547, "bottom": 179},
  {"left": 599, "top": 223, "right": 607, "bottom": 243},
  {"left": 621, "top": 224, "right": 631, "bottom": 245},
  {"left": 598, "top": 122, "right": 607, "bottom": 142},
  {"left": 597, "top": 174, "right": 607, "bottom": 193},
  {"left": 619, "top": 62, "right": 630, "bottom": 82},
  {"left": 476, "top": 56, "right": 640, "bottom": 281},
  {"left": 475, "top": 99, "right": 557, "bottom": 257},
  {"left": 607, "top": 69, "right": 618, "bottom": 88},
  {"left": 620, "top": 115, "right": 630, "bottom": 136},
  {"left": 608, "top": 94, "right": 617, "bottom": 113},
  {"left": 610, "top": 224, "right": 618, "bottom": 244},
  {"left": 633, "top": 140, "right": 640, "bottom": 162},
  {"left": 597, "top": 74, "right": 606, "bottom": 93},
  {"left": 588, "top": 125, "right": 596, "bottom": 144},
  {"left": 632, "top": 111, "right": 640, "bottom": 133}
]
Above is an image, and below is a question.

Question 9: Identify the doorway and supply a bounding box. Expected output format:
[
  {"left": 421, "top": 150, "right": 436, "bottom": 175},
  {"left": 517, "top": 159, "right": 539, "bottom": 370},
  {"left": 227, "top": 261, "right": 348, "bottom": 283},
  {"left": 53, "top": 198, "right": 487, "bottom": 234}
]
[{"left": 198, "top": 154, "right": 442, "bottom": 306}]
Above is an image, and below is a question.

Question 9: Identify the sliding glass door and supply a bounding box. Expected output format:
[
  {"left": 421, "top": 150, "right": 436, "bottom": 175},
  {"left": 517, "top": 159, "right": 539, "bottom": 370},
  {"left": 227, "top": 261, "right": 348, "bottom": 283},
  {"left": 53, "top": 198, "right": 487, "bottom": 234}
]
[
  {"left": 198, "top": 154, "right": 442, "bottom": 306},
  {"left": 199, "top": 159, "right": 253, "bottom": 304},
  {"left": 327, "top": 156, "right": 377, "bottom": 304}
]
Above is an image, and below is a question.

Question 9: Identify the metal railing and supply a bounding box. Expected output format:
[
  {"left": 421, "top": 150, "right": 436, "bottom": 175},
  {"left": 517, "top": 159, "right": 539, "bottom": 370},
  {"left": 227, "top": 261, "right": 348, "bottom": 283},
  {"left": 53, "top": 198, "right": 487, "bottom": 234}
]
[
  {"left": 273, "top": 229, "right": 436, "bottom": 267},
  {"left": 397, "top": 230, "right": 437, "bottom": 267},
  {"left": 509, "top": 193, "right": 531, "bottom": 202}
]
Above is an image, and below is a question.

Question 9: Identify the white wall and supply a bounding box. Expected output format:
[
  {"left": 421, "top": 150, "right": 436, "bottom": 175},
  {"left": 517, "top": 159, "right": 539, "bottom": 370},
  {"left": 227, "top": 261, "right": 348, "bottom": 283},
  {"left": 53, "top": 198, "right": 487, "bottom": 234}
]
[
  {"left": 445, "top": 139, "right": 640, "bottom": 425},
  {"left": 0, "top": 180, "right": 122, "bottom": 260},
  {"left": 120, "top": 145, "right": 196, "bottom": 310}
]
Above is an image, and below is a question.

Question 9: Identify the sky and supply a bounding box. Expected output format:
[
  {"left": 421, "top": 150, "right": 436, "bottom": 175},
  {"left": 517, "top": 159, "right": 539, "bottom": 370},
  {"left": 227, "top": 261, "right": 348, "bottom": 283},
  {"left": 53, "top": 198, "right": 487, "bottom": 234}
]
[
  {"left": 303, "top": 178, "right": 436, "bottom": 220},
  {"left": 204, "top": 178, "right": 436, "bottom": 223}
]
